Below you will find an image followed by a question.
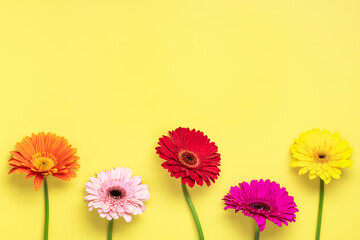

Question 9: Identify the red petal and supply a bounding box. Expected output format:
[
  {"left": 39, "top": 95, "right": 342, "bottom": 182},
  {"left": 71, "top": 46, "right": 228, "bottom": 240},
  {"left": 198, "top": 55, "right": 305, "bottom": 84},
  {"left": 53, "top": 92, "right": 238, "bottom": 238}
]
[{"left": 182, "top": 177, "right": 195, "bottom": 188}]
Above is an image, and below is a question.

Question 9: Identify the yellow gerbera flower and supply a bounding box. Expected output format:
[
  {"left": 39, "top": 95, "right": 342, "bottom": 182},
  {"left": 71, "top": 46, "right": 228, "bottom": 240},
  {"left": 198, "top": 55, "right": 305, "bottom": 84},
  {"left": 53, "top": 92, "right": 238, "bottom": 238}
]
[{"left": 290, "top": 129, "right": 353, "bottom": 184}]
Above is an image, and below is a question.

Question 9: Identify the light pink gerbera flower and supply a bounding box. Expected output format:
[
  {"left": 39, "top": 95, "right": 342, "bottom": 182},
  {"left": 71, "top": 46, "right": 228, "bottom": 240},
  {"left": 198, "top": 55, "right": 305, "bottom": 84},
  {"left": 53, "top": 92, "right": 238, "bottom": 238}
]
[
  {"left": 223, "top": 179, "right": 298, "bottom": 232},
  {"left": 85, "top": 167, "right": 150, "bottom": 222}
]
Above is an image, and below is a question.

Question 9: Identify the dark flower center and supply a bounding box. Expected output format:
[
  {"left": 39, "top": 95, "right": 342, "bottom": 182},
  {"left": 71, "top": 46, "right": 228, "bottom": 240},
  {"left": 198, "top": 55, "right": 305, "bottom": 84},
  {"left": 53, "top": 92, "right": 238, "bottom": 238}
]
[
  {"left": 315, "top": 151, "right": 330, "bottom": 163},
  {"left": 179, "top": 151, "right": 199, "bottom": 167},
  {"left": 249, "top": 202, "right": 271, "bottom": 212},
  {"left": 108, "top": 188, "right": 125, "bottom": 200}
]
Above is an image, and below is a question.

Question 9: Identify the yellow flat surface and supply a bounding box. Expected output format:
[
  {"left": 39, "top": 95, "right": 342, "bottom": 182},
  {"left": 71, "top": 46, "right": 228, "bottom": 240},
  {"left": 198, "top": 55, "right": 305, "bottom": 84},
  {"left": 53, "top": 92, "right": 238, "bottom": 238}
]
[{"left": 0, "top": 1, "right": 359, "bottom": 239}]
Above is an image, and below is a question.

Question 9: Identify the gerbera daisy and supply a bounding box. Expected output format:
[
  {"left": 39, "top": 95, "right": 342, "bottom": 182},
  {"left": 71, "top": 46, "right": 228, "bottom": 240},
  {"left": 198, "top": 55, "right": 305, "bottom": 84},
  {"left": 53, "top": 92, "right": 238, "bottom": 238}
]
[
  {"left": 8, "top": 132, "right": 80, "bottom": 191},
  {"left": 84, "top": 167, "right": 150, "bottom": 222},
  {"left": 223, "top": 179, "right": 298, "bottom": 238},
  {"left": 156, "top": 127, "right": 221, "bottom": 240},
  {"left": 290, "top": 128, "right": 353, "bottom": 184},
  {"left": 290, "top": 129, "right": 353, "bottom": 240},
  {"left": 156, "top": 127, "right": 221, "bottom": 188},
  {"left": 8, "top": 132, "right": 79, "bottom": 240}
]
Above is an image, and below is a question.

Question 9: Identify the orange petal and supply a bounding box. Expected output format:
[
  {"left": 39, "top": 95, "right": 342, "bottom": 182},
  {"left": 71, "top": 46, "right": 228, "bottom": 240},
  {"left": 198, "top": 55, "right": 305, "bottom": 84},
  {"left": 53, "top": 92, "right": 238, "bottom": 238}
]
[
  {"left": 66, "top": 169, "right": 77, "bottom": 178},
  {"left": 65, "top": 162, "right": 80, "bottom": 169},
  {"left": 10, "top": 151, "right": 27, "bottom": 162},
  {"left": 36, "top": 132, "right": 46, "bottom": 153},
  {"left": 31, "top": 133, "right": 38, "bottom": 148},
  {"left": 8, "top": 159, "right": 22, "bottom": 166},
  {"left": 58, "top": 148, "right": 77, "bottom": 162},
  {"left": 34, "top": 175, "right": 44, "bottom": 191},
  {"left": 56, "top": 145, "right": 73, "bottom": 160},
  {"left": 9, "top": 167, "right": 32, "bottom": 174},
  {"left": 26, "top": 173, "right": 37, "bottom": 179},
  {"left": 8, "top": 168, "right": 17, "bottom": 174},
  {"left": 22, "top": 136, "right": 36, "bottom": 156},
  {"left": 15, "top": 143, "right": 32, "bottom": 160},
  {"left": 9, "top": 156, "right": 33, "bottom": 168},
  {"left": 53, "top": 139, "right": 69, "bottom": 157},
  {"left": 48, "top": 134, "right": 61, "bottom": 155},
  {"left": 53, "top": 173, "right": 71, "bottom": 181},
  {"left": 56, "top": 169, "right": 69, "bottom": 173},
  {"left": 56, "top": 156, "right": 80, "bottom": 167}
]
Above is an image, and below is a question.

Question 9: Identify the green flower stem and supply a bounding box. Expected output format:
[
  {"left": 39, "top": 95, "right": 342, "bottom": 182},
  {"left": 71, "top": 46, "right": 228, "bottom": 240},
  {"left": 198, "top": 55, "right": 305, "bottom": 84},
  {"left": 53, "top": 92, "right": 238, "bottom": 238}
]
[
  {"left": 181, "top": 182, "right": 204, "bottom": 240},
  {"left": 108, "top": 219, "right": 113, "bottom": 240},
  {"left": 254, "top": 223, "right": 260, "bottom": 240},
  {"left": 316, "top": 179, "right": 325, "bottom": 240},
  {"left": 43, "top": 177, "right": 49, "bottom": 240}
]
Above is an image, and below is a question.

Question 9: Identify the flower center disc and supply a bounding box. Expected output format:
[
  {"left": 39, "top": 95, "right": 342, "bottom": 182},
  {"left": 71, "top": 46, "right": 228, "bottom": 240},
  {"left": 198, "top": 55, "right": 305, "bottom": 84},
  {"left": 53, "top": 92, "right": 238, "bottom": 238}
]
[
  {"left": 179, "top": 151, "right": 199, "bottom": 167},
  {"left": 249, "top": 202, "right": 271, "bottom": 212},
  {"left": 108, "top": 188, "right": 125, "bottom": 200},
  {"left": 314, "top": 150, "right": 330, "bottom": 163},
  {"left": 31, "top": 152, "right": 57, "bottom": 171},
  {"left": 34, "top": 157, "right": 55, "bottom": 171}
]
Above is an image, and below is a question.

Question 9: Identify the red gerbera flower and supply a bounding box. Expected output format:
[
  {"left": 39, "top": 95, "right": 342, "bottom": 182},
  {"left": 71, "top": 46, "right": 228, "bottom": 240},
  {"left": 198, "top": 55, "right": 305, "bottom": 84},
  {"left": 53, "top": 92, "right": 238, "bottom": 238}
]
[{"left": 156, "top": 127, "right": 221, "bottom": 187}]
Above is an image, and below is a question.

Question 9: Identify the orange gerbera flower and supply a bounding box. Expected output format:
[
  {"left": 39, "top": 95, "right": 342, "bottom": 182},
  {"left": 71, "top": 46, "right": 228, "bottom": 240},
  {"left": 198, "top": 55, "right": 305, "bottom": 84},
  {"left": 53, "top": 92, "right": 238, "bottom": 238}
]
[{"left": 8, "top": 132, "right": 80, "bottom": 191}]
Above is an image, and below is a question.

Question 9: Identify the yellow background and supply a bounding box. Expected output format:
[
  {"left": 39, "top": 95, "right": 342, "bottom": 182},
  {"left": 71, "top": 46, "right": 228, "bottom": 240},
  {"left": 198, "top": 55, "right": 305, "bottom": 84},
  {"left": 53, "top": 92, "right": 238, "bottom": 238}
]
[{"left": 0, "top": 1, "right": 359, "bottom": 239}]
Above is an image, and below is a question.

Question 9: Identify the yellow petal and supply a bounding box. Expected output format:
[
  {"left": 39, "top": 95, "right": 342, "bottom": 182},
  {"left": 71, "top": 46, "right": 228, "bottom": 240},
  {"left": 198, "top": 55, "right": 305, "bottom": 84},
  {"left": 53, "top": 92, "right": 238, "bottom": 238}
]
[
  {"left": 328, "top": 159, "right": 353, "bottom": 168},
  {"left": 291, "top": 159, "right": 313, "bottom": 167},
  {"left": 322, "top": 164, "right": 341, "bottom": 179},
  {"left": 324, "top": 177, "right": 331, "bottom": 184},
  {"left": 298, "top": 167, "right": 309, "bottom": 175},
  {"left": 291, "top": 144, "right": 312, "bottom": 156},
  {"left": 309, "top": 173, "right": 318, "bottom": 180},
  {"left": 292, "top": 152, "right": 314, "bottom": 162}
]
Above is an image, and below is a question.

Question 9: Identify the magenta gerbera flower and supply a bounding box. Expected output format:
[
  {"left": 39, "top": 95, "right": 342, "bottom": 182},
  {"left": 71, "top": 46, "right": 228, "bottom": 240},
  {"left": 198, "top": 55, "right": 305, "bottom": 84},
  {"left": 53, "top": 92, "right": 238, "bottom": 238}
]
[
  {"left": 84, "top": 167, "right": 150, "bottom": 222},
  {"left": 223, "top": 179, "right": 298, "bottom": 231},
  {"left": 156, "top": 127, "right": 221, "bottom": 187}
]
